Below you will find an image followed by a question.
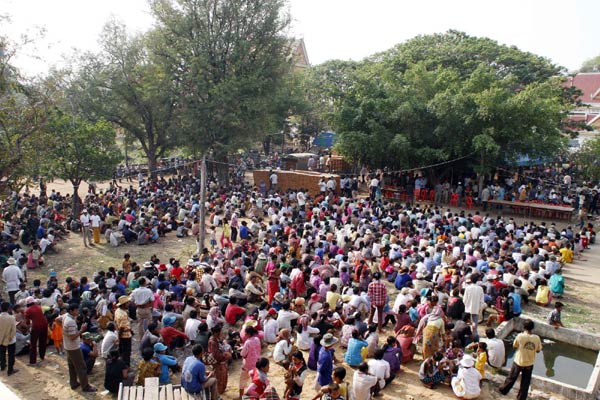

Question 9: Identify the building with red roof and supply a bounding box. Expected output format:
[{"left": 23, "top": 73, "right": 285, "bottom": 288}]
[{"left": 564, "top": 73, "right": 600, "bottom": 131}]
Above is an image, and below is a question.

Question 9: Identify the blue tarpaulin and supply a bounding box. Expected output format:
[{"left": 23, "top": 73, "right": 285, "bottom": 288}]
[{"left": 312, "top": 131, "right": 337, "bottom": 147}]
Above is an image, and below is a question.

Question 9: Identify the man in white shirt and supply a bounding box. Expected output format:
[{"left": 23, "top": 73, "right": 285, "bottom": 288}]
[
  {"left": 130, "top": 278, "right": 154, "bottom": 337},
  {"left": 481, "top": 328, "right": 505, "bottom": 368},
  {"left": 90, "top": 210, "right": 102, "bottom": 244},
  {"left": 2, "top": 258, "right": 23, "bottom": 304},
  {"left": 352, "top": 362, "right": 379, "bottom": 400},
  {"left": 368, "top": 349, "right": 392, "bottom": 392},
  {"left": 269, "top": 171, "right": 278, "bottom": 191},
  {"left": 272, "top": 329, "right": 293, "bottom": 367},
  {"left": 463, "top": 276, "right": 485, "bottom": 329},
  {"left": 100, "top": 322, "right": 119, "bottom": 358},
  {"left": 276, "top": 303, "right": 299, "bottom": 331},
  {"left": 263, "top": 309, "right": 279, "bottom": 344},
  {"left": 184, "top": 310, "right": 202, "bottom": 343},
  {"left": 79, "top": 209, "right": 93, "bottom": 247}
]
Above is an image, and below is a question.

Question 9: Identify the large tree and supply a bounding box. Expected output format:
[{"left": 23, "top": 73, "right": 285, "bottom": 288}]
[
  {"left": 320, "top": 31, "right": 570, "bottom": 185},
  {"left": 41, "top": 110, "right": 121, "bottom": 216},
  {"left": 150, "top": 0, "right": 293, "bottom": 180},
  {"left": 71, "top": 21, "right": 180, "bottom": 176},
  {"left": 0, "top": 30, "right": 52, "bottom": 193}
]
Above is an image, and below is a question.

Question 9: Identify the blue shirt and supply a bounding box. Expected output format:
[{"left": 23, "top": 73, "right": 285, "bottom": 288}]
[
  {"left": 394, "top": 273, "right": 412, "bottom": 290},
  {"left": 344, "top": 338, "right": 367, "bottom": 366},
  {"left": 181, "top": 356, "right": 206, "bottom": 394},
  {"left": 509, "top": 293, "right": 522, "bottom": 315},
  {"left": 317, "top": 347, "right": 333, "bottom": 386},
  {"left": 157, "top": 353, "right": 178, "bottom": 384}
]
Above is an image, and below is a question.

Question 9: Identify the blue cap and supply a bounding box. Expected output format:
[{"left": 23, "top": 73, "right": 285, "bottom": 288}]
[
  {"left": 154, "top": 342, "right": 168, "bottom": 352},
  {"left": 162, "top": 315, "right": 176, "bottom": 327}
]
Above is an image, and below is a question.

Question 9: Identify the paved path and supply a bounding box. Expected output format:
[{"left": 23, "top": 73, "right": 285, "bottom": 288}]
[{"left": 563, "top": 242, "right": 600, "bottom": 284}]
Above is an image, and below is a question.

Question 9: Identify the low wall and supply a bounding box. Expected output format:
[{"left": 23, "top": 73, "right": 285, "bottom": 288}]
[
  {"left": 495, "top": 317, "right": 600, "bottom": 400},
  {"left": 252, "top": 170, "right": 340, "bottom": 196}
]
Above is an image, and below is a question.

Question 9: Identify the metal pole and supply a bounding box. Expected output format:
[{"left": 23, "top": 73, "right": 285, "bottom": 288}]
[{"left": 198, "top": 154, "right": 207, "bottom": 253}]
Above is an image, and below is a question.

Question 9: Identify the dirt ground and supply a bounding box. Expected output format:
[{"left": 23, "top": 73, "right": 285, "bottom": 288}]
[{"left": 0, "top": 179, "right": 593, "bottom": 400}]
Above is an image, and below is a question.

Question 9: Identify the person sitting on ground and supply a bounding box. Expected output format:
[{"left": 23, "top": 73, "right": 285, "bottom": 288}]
[
  {"left": 367, "top": 348, "right": 393, "bottom": 395},
  {"left": 136, "top": 347, "right": 160, "bottom": 385},
  {"left": 80, "top": 332, "right": 99, "bottom": 375},
  {"left": 104, "top": 349, "right": 130, "bottom": 394},
  {"left": 548, "top": 302, "right": 565, "bottom": 328},
  {"left": 451, "top": 354, "right": 481, "bottom": 399},
  {"left": 351, "top": 362, "right": 379, "bottom": 400},
  {"left": 419, "top": 351, "right": 449, "bottom": 389}
]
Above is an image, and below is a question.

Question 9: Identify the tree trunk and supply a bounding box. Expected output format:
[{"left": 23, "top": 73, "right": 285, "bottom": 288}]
[
  {"left": 214, "top": 149, "right": 230, "bottom": 186},
  {"left": 71, "top": 184, "right": 80, "bottom": 218},
  {"left": 147, "top": 151, "right": 158, "bottom": 179},
  {"left": 39, "top": 177, "right": 47, "bottom": 200},
  {"left": 198, "top": 154, "right": 207, "bottom": 254}
]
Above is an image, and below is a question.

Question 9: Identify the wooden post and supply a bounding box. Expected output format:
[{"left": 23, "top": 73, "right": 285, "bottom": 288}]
[{"left": 198, "top": 154, "right": 207, "bottom": 253}]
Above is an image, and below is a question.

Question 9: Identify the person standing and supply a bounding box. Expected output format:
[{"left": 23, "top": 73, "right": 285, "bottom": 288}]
[
  {"left": 367, "top": 272, "right": 387, "bottom": 332},
  {"left": 2, "top": 257, "right": 23, "bottom": 305},
  {"left": 463, "top": 276, "right": 484, "bottom": 330},
  {"left": 114, "top": 295, "right": 133, "bottom": 367},
  {"left": 130, "top": 278, "right": 154, "bottom": 338},
  {"left": 24, "top": 296, "right": 48, "bottom": 365},
  {"left": 63, "top": 304, "right": 96, "bottom": 392},
  {"left": 182, "top": 344, "right": 218, "bottom": 400},
  {"left": 207, "top": 324, "right": 232, "bottom": 395},
  {"left": 79, "top": 209, "right": 94, "bottom": 247},
  {"left": 498, "top": 319, "right": 541, "bottom": 400},
  {"left": 0, "top": 302, "right": 18, "bottom": 375},
  {"left": 317, "top": 333, "right": 338, "bottom": 389},
  {"left": 90, "top": 209, "right": 102, "bottom": 244}
]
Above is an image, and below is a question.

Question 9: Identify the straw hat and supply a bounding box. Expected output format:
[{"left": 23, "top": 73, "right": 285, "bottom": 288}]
[
  {"left": 243, "top": 319, "right": 258, "bottom": 328},
  {"left": 117, "top": 295, "right": 131, "bottom": 306},
  {"left": 294, "top": 298, "right": 305, "bottom": 306},
  {"left": 6, "top": 257, "right": 16, "bottom": 265}
]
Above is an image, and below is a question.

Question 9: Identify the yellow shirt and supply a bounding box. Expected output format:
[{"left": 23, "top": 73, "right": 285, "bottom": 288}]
[
  {"left": 326, "top": 292, "right": 342, "bottom": 310},
  {"left": 475, "top": 352, "right": 487, "bottom": 377},
  {"left": 559, "top": 247, "right": 573, "bottom": 263},
  {"left": 513, "top": 332, "right": 541, "bottom": 367},
  {"left": 114, "top": 308, "right": 132, "bottom": 339}
]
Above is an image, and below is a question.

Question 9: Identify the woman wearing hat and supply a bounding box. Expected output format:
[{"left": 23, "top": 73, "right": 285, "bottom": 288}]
[
  {"left": 316, "top": 333, "right": 338, "bottom": 389},
  {"left": 114, "top": 295, "right": 133, "bottom": 366},
  {"left": 451, "top": 355, "right": 482, "bottom": 399}
]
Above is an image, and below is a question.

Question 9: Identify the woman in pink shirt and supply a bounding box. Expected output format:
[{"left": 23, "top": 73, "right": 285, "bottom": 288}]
[{"left": 239, "top": 326, "right": 262, "bottom": 398}]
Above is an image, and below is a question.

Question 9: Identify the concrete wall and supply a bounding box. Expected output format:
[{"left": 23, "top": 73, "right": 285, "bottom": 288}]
[{"left": 495, "top": 317, "right": 600, "bottom": 400}]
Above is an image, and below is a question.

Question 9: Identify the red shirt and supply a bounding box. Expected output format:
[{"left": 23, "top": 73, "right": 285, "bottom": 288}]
[
  {"left": 25, "top": 304, "right": 48, "bottom": 330},
  {"left": 159, "top": 326, "right": 188, "bottom": 347},
  {"left": 225, "top": 304, "right": 245, "bottom": 325},
  {"left": 171, "top": 266, "right": 184, "bottom": 282},
  {"left": 367, "top": 280, "right": 388, "bottom": 307}
]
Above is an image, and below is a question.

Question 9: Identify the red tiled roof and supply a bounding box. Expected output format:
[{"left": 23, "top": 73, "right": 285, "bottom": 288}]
[{"left": 564, "top": 73, "right": 600, "bottom": 104}]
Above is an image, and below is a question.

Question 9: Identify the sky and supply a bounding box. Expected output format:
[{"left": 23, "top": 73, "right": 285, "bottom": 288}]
[{"left": 1, "top": 0, "right": 599, "bottom": 77}]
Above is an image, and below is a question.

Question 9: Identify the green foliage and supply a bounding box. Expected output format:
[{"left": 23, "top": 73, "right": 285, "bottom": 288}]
[
  {"left": 573, "top": 137, "right": 600, "bottom": 184},
  {"left": 71, "top": 20, "right": 180, "bottom": 173},
  {"left": 41, "top": 111, "right": 121, "bottom": 185},
  {"left": 150, "top": 0, "right": 293, "bottom": 166},
  {"left": 314, "top": 31, "right": 571, "bottom": 175},
  {"left": 579, "top": 55, "right": 600, "bottom": 73}
]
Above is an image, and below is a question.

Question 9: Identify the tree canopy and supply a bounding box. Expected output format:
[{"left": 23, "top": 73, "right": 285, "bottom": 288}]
[{"left": 306, "top": 31, "right": 571, "bottom": 179}]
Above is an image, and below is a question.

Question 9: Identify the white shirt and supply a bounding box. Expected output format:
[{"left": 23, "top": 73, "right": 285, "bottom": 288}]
[
  {"left": 296, "top": 326, "right": 320, "bottom": 351},
  {"left": 368, "top": 359, "right": 391, "bottom": 389},
  {"left": 130, "top": 286, "right": 154, "bottom": 306},
  {"left": 463, "top": 284, "right": 484, "bottom": 314},
  {"left": 453, "top": 366, "right": 481, "bottom": 398},
  {"left": 273, "top": 339, "right": 292, "bottom": 363},
  {"left": 90, "top": 215, "right": 101, "bottom": 228},
  {"left": 482, "top": 338, "right": 505, "bottom": 368},
  {"left": 277, "top": 310, "right": 299, "bottom": 331},
  {"left": 101, "top": 330, "right": 119, "bottom": 358},
  {"left": 263, "top": 318, "right": 279, "bottom": 344},
  {"left": 185, "top": 318, "right": 201, "bottom": 342},
  {"left": 352, "top": 370, "right": 379, "bottom": 400},
  {"left": 80, "top": 214, "right": 91, "bottom": 227},
  {"left": 2, "top": 265, "right": 23, "bottom": 292}
]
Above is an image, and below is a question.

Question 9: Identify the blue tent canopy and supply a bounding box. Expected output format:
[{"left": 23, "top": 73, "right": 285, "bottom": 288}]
[{"left": 312, "top": 131, "right": 337, "bottom": 147}]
